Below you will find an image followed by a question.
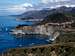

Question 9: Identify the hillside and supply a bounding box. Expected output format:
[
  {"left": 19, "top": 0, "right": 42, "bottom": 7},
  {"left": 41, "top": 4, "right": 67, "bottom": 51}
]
[
  {"left": 35, "top": 12, "right": 73, "bottom": 26},
  {"left": 16, "top": 6, "right": 75, "bottom": 21}
]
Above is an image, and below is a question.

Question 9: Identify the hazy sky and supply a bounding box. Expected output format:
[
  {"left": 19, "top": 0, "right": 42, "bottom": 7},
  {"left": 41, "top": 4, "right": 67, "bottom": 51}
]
[{"left": 0, "top": 0, "right": 75, "bottom": 15}]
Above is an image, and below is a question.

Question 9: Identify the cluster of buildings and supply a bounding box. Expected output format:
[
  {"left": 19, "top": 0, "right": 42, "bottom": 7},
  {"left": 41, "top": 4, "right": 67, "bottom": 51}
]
[
  {"left": 11, "top": 24, "right": 53, "bottom": 35},
  {"left": 10, "top": 15, "right": 75, "bottom": 42},
  {"left": 10, "top": 13, "right": 75, "bottom": 39},
  {"left": 11, "top": 19, "right": 74, "bottom": 35}
]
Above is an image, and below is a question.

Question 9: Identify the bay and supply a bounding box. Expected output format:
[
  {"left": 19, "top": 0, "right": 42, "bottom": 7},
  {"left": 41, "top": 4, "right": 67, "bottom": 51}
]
[{"left": 0, "top": 16, "right": 51, "bottom": 53}]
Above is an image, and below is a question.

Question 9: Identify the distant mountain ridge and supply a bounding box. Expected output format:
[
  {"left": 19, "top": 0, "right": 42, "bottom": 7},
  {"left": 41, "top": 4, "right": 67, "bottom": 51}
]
[
  {"left": 18, "top": 10, "right": 53, "bottom": 19},
  {"left": 16, "top": 6, "right": 75, "bottom": 20}
]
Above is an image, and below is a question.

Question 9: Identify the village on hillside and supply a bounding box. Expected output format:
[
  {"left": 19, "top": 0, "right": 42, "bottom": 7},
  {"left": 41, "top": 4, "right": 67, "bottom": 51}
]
[{"left": 10, "top": 13, "right": 75, "bottom": 39}]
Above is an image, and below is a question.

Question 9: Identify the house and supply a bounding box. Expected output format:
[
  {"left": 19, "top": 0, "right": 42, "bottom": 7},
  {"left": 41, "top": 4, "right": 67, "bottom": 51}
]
[
  {"left": 15, "top": 25, "right": 33, "bottom": 31},
  {"left": 11, "top": 25, "right": 33, "bottom": 35}
]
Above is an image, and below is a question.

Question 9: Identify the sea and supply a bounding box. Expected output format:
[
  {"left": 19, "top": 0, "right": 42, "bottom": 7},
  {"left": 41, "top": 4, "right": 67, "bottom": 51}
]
[{"left": 0, "top": 16, "right": 51, "bottom": 53}]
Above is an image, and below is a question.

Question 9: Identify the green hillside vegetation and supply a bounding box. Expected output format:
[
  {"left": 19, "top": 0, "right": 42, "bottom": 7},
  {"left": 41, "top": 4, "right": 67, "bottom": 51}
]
[
  {"left": 54, "top": 32, "right": 75, "bottom": 43},
  {"left": 45, "top": 13, "right": 69, "bottom": 23},
  {"left": 37, "top": 13, "right": 72, "bottom": 25}
]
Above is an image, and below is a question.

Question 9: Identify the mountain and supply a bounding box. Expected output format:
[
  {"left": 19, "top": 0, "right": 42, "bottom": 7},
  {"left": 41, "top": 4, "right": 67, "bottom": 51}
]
[
  {"left": 43, "top": 13, "right": 72, "bottom": 23},
  {"left": 16, "top": 6, "right": 75, "bottom": 20},
  {"left": 18, "top": 9, "right": 54, "bottom": 19},
  {"left": 35, "top": 12, "right": 73, "bottom": 25}
]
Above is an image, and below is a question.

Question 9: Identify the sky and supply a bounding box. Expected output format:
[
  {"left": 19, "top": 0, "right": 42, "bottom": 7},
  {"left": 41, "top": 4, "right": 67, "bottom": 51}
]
[{"left": 0, "top": 0, "right": 75, "bottom": 15}]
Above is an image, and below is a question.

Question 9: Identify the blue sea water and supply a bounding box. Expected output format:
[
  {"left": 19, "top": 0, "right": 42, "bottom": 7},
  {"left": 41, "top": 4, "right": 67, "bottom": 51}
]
[{"left": 0, "top": 16, "right": 51, "bottom": 53}]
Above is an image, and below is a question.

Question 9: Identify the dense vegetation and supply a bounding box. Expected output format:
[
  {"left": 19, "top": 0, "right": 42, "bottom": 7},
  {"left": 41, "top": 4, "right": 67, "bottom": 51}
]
[
  {"left": 55, "top": 32, "right": 75, "bottom": 43},
  {"left": 36, "top": 13, "right": 73, "bottom": 25},
  {"left": 2, "top": 43, "right": 75, "bottom": 56},
  {"left": 45, "top": 13, "right": 70, "bottom": 23}
]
